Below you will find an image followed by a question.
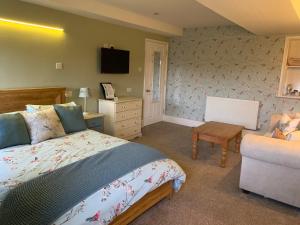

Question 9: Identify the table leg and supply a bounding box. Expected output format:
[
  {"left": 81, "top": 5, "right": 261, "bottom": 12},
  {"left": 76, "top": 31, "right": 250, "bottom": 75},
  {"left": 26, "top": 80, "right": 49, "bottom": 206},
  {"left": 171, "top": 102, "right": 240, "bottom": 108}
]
[
  {"left": 192, "top": 128, "right": 198, "bottom": 160},
  {"left": 220, "top": 143, "right": 228, "bottom": 168},
  {"left": 211, "top": 142, "right": 215, "bottom": 149},
  {"left": 235, "top": 132, "right": 242, "bottom": 153}
]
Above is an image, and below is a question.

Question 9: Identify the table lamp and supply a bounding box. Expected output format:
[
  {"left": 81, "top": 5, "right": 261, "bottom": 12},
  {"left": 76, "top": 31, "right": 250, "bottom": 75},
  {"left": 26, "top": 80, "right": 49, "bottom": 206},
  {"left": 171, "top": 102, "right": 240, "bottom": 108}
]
[{"left": 79, "top": 87, "right": 90, "bottom": 114}]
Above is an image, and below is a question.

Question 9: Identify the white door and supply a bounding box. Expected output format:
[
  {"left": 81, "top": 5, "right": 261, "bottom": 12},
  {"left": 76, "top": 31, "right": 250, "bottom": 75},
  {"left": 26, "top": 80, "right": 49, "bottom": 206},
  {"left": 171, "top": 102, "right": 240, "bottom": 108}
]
[{"left": 143, "top": 39, "right": 168, "bottom": 126}]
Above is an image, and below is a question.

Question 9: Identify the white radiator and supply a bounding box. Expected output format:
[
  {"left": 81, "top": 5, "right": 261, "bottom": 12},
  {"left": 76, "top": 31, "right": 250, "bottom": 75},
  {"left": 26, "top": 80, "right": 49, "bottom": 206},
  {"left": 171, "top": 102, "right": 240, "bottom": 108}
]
[{"left": 205, "top": 96, "right": 259, "bottom": 130}]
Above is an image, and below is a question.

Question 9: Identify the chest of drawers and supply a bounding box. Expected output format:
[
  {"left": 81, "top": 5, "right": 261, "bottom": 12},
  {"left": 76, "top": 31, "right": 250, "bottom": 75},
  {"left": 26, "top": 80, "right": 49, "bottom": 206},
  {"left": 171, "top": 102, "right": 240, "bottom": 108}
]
[{"left": 98, "top": 97, "right": 142, "bottom": 140}]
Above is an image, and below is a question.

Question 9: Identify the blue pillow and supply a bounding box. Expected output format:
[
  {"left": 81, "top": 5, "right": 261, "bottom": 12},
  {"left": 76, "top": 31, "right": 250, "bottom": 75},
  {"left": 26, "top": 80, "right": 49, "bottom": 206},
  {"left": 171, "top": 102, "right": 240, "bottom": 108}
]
[
  {"left": 54, "top": 105, "right": 87, "bottom": 134},
  {"left": 0, "top": 113, "right": 31, "bottom": 149}
]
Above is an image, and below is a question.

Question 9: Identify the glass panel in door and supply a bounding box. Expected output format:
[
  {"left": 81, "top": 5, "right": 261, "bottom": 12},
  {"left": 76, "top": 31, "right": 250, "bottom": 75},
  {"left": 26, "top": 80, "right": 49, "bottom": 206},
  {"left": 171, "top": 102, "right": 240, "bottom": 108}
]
[{"left": 152, "top": 51, "right": 161, "bottom": 102}]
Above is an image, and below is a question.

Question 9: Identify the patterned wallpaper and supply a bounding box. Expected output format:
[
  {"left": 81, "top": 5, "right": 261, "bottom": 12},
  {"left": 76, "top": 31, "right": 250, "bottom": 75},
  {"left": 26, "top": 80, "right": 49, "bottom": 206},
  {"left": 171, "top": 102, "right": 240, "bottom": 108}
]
[{"left": 166, "top": 26, "right": 300, "bottom": 131}]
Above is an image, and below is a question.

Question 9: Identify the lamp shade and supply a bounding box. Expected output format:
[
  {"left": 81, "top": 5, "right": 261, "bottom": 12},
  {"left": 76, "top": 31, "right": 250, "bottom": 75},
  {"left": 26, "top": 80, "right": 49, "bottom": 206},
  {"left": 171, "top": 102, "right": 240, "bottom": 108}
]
[{"left": 79, "top": 87, "right": 90, "bottom": 98}]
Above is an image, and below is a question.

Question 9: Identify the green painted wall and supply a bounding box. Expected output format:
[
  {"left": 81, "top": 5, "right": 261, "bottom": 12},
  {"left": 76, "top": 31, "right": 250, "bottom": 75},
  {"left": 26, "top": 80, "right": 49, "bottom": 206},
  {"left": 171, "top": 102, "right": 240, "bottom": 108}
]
[{"left": 0, "top": 0, "right": 168, "bottom": 112}]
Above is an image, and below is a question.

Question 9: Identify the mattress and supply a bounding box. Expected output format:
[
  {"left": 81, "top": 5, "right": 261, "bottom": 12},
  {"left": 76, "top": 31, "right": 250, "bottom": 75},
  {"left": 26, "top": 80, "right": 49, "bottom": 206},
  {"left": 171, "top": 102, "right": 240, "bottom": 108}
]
[{"left": 0, "top": 130, "right": 186, "bottom": 225}]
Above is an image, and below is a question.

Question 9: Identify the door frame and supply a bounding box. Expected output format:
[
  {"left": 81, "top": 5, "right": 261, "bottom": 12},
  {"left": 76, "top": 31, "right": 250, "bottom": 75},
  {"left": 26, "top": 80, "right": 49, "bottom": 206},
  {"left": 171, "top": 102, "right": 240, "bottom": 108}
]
[{"left": 143, "top": 38, "right": 169, "bottom": 126}]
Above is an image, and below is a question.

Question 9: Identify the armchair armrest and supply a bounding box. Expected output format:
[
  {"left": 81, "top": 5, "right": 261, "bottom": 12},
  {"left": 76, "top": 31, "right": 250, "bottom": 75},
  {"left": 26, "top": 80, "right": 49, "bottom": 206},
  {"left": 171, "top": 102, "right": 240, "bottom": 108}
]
[{"left": 241, "top": 134, "right": 300, "bottom": 169}]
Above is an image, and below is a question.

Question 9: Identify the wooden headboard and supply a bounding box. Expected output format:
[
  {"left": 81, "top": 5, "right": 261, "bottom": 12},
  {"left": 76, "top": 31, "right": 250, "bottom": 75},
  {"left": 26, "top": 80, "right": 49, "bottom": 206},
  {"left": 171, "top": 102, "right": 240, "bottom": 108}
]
[{"left": 0, "top": 87, "right": 66, "bottom": 113}]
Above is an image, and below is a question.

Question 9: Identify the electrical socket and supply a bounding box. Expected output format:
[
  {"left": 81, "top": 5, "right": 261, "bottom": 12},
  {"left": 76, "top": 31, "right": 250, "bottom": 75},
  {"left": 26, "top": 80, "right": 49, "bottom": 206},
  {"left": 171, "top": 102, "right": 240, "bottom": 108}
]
[{"left": 56, "top": 62, "right": 63, "bottom": 70}]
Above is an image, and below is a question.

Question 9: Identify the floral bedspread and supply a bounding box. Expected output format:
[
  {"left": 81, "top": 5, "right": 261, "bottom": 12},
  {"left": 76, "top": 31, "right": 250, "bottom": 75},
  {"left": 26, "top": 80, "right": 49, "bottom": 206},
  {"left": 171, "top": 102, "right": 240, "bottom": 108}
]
[{"left": 0, "top": 130, "right": 186, "bottom": 225}]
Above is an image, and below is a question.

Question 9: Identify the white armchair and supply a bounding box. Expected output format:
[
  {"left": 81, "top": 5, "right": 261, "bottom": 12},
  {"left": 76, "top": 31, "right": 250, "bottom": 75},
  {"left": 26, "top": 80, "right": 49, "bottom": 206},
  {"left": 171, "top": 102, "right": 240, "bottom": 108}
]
[{"left": 240, "top": 133, "right": 300, "bottom": 207}]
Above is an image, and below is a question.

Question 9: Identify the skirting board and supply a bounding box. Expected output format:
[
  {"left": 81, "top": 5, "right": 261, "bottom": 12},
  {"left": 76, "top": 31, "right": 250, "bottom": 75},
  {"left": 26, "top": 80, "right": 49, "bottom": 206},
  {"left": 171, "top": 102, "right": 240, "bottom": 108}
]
[
  {"left": 162, "top": 115, "right": 265, "bottom": 135},
  {"left": 163, "top": 115, "right": 204, "bottom": 127}
]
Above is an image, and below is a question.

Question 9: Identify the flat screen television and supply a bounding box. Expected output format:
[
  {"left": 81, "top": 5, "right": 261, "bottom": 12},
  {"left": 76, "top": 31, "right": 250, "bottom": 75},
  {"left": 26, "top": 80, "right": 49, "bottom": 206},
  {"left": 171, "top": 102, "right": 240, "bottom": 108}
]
[{"left": 100, "top": 48, "right": 130, "bottom": 74}]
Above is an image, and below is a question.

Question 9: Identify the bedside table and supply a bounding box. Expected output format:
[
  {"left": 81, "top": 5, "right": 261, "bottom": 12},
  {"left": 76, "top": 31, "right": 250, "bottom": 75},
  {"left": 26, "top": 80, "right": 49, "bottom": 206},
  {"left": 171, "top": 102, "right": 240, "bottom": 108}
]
[{"left": 84, "top": 113, "right": 104, "bottom": 133}]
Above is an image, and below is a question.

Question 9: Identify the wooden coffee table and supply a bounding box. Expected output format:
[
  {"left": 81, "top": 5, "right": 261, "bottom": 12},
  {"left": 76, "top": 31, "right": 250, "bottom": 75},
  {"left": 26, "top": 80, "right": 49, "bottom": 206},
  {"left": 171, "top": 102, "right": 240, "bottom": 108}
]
[{"left": 192, "top": 121, "right": 244, "bottom": 167}]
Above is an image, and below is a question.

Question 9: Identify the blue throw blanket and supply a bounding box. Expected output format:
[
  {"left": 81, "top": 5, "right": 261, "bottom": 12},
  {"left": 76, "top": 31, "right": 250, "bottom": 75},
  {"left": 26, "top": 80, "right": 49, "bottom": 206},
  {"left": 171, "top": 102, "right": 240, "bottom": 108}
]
[{"left": 0, "top": 142, "right": 166, "bottom": 225}]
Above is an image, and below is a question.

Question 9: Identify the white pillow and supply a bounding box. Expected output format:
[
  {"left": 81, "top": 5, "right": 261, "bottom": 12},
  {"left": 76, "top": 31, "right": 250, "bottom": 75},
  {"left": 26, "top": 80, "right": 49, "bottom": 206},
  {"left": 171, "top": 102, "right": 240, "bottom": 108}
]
[
  {"left": 26, "top": 102, "right": 76, "bottom": 113},
  {"left": 21, "top": 108, "right": 66, "bottom": 144},
  {"left": 278, "top": 114, "right": 300, "bottom": 135},
  {"left": 280, "top": 114, "right": 291, "bottom": 124},
  {"left": 287, "top": 131, "right": 300, "bottom": 141}
]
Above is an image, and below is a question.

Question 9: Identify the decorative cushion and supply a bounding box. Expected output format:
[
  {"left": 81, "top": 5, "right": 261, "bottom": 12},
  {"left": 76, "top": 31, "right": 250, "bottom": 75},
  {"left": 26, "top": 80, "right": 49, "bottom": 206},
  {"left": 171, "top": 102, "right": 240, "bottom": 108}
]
[
  {"left": 274, "top": 114, "right": 300, "bottom": 136},
  {"left": 272, "top": 128, "right": 286, "bottom": 140},
  {"left": 268, "top": 114, "right": 283, "bottom": 132},
  {"left": 287, "top": 131, "right": 300, "bottom": 141},
  {"left": 22, "top": 108, "right": 66, "bottom": 144},
  {"left": 0, "top": 113, "right": 31, "bottom": 149},
  {"left": 54, "top": 105, "right": 87, "bottom": 134},
  {"left": 26, "top": 102, "right": 76, "bottom": 113}
]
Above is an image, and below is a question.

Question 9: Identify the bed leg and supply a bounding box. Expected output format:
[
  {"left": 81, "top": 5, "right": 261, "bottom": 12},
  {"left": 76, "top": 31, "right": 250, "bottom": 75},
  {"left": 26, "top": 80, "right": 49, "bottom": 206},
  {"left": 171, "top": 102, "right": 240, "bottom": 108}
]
[
  {"left": 167, "top": 182, "right": 174, "bottom": 200},
  {"left": 167, "top": 189, "right": 174, "bottom": 200}
]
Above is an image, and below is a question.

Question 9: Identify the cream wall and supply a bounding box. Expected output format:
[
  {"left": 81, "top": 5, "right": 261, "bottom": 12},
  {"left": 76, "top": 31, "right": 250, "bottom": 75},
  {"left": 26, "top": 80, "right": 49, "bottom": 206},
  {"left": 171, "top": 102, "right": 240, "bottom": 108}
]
[
  {"left": 0, "top": 0, "right": 168, "bottom": 112},
  {"left": 166, "top": 26, "right": 300, "bottom": 131}
]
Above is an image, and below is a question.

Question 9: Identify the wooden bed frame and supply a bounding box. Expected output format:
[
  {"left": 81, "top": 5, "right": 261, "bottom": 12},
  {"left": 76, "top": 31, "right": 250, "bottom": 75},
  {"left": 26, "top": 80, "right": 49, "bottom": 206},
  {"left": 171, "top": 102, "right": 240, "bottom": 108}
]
[
  {"left": 0, "top": 87, "right": 174, "bottom": 225},
  {"left": 0, "top": 87, "right": 66, "bottom": 113},
  {"left": 111, "top": 181, "right": 173, "bottom": 225}
]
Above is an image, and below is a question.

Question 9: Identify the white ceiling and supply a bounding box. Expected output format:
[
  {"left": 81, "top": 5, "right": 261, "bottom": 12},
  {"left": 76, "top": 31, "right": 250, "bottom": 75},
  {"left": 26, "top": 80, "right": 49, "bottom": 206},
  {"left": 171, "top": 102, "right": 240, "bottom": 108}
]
[
  {"left": 21, "top": 0, "right": 232, "bottom": 36},
  {"left": 196, "top": 0, "right": 300, "bottom": 34},
  {"left": 21, "top": 0, "right": 300, "bottom": 36},
  {"left": 21, "top": 0, "right": 182, "bottom": 36},
  {"left": 99, "top": 0, "right": 232, "bottom": 28}
]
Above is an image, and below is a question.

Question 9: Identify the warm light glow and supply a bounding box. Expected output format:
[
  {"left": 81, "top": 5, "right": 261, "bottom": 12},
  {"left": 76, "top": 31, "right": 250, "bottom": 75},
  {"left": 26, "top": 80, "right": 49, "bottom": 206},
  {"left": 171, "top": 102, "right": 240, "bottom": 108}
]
[
  {"left": 0, "top": 17, "right": 63, "bottom": 32},
  {"left": 291, "top": 0, "right": 300, "bottom": 19}
]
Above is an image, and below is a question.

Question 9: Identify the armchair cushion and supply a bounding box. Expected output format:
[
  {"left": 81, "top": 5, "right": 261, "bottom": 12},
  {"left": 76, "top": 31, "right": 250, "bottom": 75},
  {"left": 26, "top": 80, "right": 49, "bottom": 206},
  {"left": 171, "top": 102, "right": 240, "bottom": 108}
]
[{"left": 241, "top": 134, "right": 300, "bottom": 169}]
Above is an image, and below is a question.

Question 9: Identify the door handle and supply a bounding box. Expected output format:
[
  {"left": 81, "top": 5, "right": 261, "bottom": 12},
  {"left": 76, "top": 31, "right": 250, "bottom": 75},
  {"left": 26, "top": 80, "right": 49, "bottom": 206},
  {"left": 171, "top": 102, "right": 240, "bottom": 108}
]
[{"left": 145, "top": 89, "right": 151, "bottom": 93}]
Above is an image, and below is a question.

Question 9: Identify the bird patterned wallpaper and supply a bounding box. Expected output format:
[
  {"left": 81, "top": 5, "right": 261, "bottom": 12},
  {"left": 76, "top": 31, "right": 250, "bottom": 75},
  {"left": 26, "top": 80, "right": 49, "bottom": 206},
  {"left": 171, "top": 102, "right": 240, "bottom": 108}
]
[{"left": 166, "top": 25, "right": 300, "bottom": 131}]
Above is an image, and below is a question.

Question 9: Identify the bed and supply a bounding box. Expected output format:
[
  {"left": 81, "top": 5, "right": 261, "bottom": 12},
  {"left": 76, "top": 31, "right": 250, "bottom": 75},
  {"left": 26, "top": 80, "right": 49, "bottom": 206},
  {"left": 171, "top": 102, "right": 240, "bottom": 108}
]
[{"left": 0, "top": 87, "right": 186, "bottom": 225}]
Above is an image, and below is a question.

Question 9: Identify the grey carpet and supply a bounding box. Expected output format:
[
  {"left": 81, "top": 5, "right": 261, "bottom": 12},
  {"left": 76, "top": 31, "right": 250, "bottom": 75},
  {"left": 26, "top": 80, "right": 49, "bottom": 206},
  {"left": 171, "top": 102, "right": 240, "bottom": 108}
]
[{"left": 131, "top": 122, "right": 300, "bottom": 225}]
